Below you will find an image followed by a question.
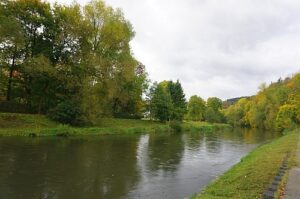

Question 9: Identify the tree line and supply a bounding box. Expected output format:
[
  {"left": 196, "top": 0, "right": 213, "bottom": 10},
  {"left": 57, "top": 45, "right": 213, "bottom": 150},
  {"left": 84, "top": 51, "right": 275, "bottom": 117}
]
[
  {"left": 148, "top": 73, "right": 300, "bottom": 133},
  {"left": 0, "top": 0, "right": 228, "bottom": 126},
  {"left": 0, "top": 0, "right": 147, "bottom": 125},
  {"left": 146, "top": 80, "right": 225, "bottom": 123},
  {"left": 225, "top": 73, "right": 300, "bottom": 131}
]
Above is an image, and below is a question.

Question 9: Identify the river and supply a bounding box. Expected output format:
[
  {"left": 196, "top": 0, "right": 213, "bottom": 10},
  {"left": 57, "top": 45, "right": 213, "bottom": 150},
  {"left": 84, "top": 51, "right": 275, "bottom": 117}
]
[{"left": 0, "top": 128, "right": 280, "bottom": 199}]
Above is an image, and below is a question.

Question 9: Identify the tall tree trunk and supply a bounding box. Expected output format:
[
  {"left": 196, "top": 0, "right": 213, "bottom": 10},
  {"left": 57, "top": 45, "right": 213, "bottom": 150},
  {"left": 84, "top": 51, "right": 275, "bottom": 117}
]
[{"left": 6, "top": 55, "right": 16, "bottom": 101}]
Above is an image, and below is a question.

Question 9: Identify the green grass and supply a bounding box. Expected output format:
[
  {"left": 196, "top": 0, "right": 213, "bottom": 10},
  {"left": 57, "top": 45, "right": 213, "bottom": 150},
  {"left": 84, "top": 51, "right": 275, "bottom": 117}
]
[
  {"left": 0, "top": 112, "right": 57, "bottom": 128},
  {"left": 194, "top": 128, "right": 300, "bottom": 199},
  {"left": 0, "top": 113, "right": 230, "bottom": 137}
]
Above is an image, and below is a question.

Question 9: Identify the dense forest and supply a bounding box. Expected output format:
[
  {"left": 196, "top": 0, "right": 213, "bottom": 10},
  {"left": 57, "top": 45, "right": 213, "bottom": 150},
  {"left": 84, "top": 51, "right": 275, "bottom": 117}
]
[
  {"left": 0, "top": 0, "right": 147, "bottom": 124},
  {"left": 225, "top": 74, "right": 300, "bottom": 131}
]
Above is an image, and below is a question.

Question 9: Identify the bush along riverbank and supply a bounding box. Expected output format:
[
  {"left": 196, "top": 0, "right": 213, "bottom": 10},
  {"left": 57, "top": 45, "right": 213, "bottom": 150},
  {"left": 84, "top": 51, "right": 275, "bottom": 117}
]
[
  {"left": 0, "top": 113, "right": 231, "bottom": 137},
  {"left": 192, "top": 128, "right": 300, "bottom": 199}
]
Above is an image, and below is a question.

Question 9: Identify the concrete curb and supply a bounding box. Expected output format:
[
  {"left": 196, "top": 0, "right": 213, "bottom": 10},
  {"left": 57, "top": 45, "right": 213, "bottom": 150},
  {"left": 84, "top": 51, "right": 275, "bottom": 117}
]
[{"left": 262, "top": 155, "right": 289, "bottom": 199}]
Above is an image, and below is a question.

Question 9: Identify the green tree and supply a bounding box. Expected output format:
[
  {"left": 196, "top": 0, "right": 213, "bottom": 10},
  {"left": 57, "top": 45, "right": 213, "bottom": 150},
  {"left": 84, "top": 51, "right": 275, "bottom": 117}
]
[
  {"left": 5, "top": 0, "right": 55, "bottom": 107},
  {"left": 186, "top": 95, "right": 206, "bottom": 121},
  {"left": 149, "top": 83, "right": 173, "bottom": 122},
  {"left": 276, "top": 104, "right": 297, "bottom": 131},
  {"left": 81, "top": 0, "right": 142, "bottom": 119},
  {"left": 205, "top": 97, "right": 224, "bottom": 123},
  {"left": 0, "top": 2, "right": 25, "bottom": 101},
  {"left": 167, "top": 80, "right": 187, "bottom": 121},
  {"left": 225, "top": 98, "right": 249, "bottom": 127},
  {"left": 22, "top": 55, "right": 56, "bottom": 113},
  {"left": 111, "top": 64, "right": 148, "bottom": 119},
  {"left": 0, "top": 0, "right": 147, "bottom": 125},
  {"left": 207, "top": 97, "right": 222, "bottom": 111}
]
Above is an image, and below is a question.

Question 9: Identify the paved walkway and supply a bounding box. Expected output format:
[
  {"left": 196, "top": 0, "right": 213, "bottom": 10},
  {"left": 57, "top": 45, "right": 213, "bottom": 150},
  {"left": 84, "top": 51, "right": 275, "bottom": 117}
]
[{"left": 285, "top": 133, "right": 300, "bottom": 199}]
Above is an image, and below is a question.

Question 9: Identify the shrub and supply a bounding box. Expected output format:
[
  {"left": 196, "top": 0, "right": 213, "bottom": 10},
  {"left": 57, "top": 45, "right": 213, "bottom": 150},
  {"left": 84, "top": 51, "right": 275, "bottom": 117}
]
[
  {"left": 48, "top": 101, "right": 83, "bottom": 126},
  {"left": 170, "top": 120, "right": 182, "bottom": 133}
]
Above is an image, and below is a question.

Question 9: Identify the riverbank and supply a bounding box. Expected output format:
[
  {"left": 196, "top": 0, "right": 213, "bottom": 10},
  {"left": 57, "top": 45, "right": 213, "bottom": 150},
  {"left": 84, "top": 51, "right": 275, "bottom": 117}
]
[
  {"left": 284, "top": 132, "right": 300, "bottom": 198},
  {"left": 0, "top": 113, "right": 230, "bottom": 137},
  {"left": 193, "top": 128, "right": 300, "bottom": 199}
]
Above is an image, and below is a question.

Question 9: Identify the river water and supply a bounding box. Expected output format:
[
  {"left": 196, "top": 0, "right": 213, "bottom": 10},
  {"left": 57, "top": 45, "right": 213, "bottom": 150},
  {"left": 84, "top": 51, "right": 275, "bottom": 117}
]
[{"left": 0, "top": 129, "right": 279, "bottom": 199}]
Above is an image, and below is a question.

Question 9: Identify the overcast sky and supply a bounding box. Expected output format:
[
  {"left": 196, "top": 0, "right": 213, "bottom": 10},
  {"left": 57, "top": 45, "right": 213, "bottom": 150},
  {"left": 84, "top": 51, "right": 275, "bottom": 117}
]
[{"left": 49, "top": 0, "right": 300, "bottom": 100}]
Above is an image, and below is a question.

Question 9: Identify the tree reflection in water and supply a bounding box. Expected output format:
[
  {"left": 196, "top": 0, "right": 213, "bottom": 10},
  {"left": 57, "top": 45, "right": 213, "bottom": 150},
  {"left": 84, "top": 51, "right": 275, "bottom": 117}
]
[
  {"left": 0, "top": 136, "right": 141, "bottom": 199},
  {"left": 0, "top": 130, "right": 281, "bottom": 199}
]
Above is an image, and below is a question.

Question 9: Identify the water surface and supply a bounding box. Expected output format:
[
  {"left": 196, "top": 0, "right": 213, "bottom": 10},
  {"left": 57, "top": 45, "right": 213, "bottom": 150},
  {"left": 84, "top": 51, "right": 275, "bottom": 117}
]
[{"left": 0, "top": 129, "right": 279, "bottom": 199}]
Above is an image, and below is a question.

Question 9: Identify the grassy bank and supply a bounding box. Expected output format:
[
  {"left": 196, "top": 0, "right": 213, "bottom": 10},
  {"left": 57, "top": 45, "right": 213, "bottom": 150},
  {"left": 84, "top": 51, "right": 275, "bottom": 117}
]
[
  {"left": 193, "top": 128, "right": 300, "bottom": 199},
  {"left": 0, "top": 113, "right": 230, "bottom": 137}
]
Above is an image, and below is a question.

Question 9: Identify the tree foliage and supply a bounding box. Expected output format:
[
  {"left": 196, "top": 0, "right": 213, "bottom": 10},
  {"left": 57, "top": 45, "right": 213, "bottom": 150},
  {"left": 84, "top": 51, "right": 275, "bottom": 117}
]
[
  {"left": 0, "top": 0, "right": 147, "bottom": 124},
  {"left": 149, "top": 82, "right": 173, "bottom": 122},
  {"left": 167, "top": 80, "right": 187, "bottom": 120},
  {"left": 148, "top": 80, "right": 186, "bottom": 122},
  {"left": 224, "top": 74, "right": 300, "bottom": 131},
  {"left": 186, "top": 95, "right": 206, "bottom": 121},
  {"left": 205, "top": 97, "right": 225, "bottom": 123}
]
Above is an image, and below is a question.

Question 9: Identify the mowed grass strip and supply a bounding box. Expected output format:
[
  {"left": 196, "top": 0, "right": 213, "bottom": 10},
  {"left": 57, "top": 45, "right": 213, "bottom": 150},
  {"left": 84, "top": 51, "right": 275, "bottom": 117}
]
[
  {"left": 0, "top": 113, "right": 168, "bottom": 136},
  {"left": 195, "top": 129, "right": 299, "bottom": 199},
  {"left": 0, "top": 112, "right": 57, "bottom": 128},
  {"left": 0, "top": 113, "right": 229, "bottom": 137}
]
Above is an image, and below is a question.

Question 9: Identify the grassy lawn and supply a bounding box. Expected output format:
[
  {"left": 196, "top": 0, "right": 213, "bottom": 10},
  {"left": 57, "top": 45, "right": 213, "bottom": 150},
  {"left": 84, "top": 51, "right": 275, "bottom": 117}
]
[
  {"left": 193, "top": 128, "right": 300, "bottom": 199},
  {"left": 0, "top": 113, "right": 230, "bottom": 137},
  {"left": 0, "top": 112, "right": 58, "bottom": 128}
]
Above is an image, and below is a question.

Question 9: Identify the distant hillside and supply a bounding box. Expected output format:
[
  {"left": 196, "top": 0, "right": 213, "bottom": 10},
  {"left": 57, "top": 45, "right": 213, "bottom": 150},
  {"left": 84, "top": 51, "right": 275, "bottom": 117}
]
[
  {"left": 224, "top": 73, "right": 300, "bottom": 131},
  {"left": 223, "top": 96, "right": 251, "bottom": 108}
]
